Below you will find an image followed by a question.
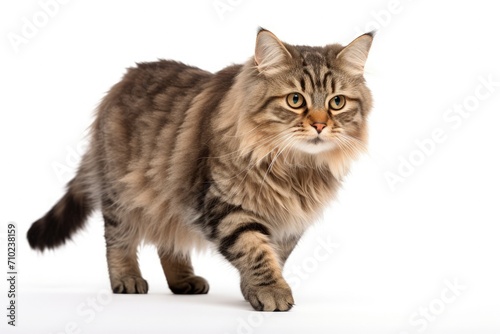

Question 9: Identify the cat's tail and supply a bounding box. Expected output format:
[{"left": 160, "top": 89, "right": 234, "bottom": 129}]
[{"left": 27, "top": 163, "right": 96, "bottom": 251}]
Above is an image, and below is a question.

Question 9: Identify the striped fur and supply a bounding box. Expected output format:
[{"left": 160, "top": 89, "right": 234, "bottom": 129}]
[{"left": 27, "top": 29, "right": 374, "bottom": 311}]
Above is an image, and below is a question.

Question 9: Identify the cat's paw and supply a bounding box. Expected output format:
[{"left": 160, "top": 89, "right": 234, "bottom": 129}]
[
  {"left": 112, "top": 275, "right": 149, "bottom": 294},
  {"left": 169, "top": 275, "right": 209, "bottom": 295},
  {"left": 243, "top": 281, "right": 294, "bottom": 311}
]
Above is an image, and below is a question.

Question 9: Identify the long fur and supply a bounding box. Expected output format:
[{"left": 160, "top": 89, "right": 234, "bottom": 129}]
[{"left": 27, "top": 30, "right": 374, "bottom": 311}]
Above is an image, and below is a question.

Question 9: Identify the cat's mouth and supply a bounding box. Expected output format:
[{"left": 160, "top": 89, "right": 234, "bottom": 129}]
[
  {"left": 309, "top": 137, "right": 323, "bottom": 145},
  {"left": 294, "top": 137, "right": 337, "bottom": 154}
]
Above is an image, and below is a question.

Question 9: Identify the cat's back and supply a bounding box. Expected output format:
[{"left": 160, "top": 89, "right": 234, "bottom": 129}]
[
  {"left": 90, "top": 60, "right": 214, "bottom": 189},
  {"left": 100, "top": 59, "right": 213, "bottom": 115}
]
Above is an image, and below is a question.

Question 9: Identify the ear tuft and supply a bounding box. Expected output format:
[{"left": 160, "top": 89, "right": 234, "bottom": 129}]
[
  {"left": 254, "top": 29, "right": 291, "bottom": 75},
  {"left": 336, "top": 33, "right": 374, "bottom": 76}
]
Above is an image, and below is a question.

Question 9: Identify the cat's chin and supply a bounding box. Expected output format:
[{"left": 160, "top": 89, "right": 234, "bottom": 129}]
[{"left": 294, "top": 140, "right": 337, "bottom": 155}]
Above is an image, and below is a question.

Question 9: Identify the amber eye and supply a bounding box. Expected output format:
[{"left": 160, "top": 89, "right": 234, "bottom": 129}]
[
  {"left": 329, "top": 95, "right": 346, "bottom": 110},
  {"left": 286, "top": 93, "right": 305, "bottom": 109}
]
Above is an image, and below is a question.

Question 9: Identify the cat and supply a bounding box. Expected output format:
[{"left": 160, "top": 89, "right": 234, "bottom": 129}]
[{"left": 27, "top": 28, "right": 374, "bottom": 311}]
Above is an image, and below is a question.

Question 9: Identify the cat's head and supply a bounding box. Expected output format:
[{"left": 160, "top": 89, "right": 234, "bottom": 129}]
[{"left": 228, "top": 29, "right": 374, "bottom": 177}]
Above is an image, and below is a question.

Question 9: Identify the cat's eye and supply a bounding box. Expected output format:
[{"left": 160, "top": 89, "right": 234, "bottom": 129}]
[
  {"left": 286, "top": 93, "right": 305, "bottom": 109},
  {"left": 329, "top": 95, "right": 346, "bottom": 110}
]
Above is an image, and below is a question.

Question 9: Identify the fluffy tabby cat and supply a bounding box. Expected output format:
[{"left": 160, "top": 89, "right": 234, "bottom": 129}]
[{"left": 27, "top": 29, "right": 374, "bottom": 311}]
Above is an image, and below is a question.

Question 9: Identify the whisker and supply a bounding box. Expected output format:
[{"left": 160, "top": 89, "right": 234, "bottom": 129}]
[
  {"left": 334, "top": 134, "right": 365, "bottom": 159},
  {"left": 203, "top": 130, "right": 286, "bottom": 161},
  {"left": 257, "top": 134, "right": 296, "bottom": 198}
]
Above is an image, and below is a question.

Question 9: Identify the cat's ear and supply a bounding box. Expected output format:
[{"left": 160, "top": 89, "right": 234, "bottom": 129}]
[
  {"left": 254, "top": 28, "right": 292, "bottom": 75},
  {"left": 336, "top": 32, "right": 374, "bottom": 76}
]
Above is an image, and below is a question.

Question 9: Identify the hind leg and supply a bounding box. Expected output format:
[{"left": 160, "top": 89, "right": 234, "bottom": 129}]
[
  {"left": 158, "top": 250, "right": 209, "bottom": 294},
  {"left": 104, "top": 215, "right": 148, "bottom": 294}
]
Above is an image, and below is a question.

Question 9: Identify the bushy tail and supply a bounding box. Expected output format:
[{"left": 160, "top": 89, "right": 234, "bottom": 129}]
[{"left": 27, "top": 175, "right": 95, "bottom": 251}]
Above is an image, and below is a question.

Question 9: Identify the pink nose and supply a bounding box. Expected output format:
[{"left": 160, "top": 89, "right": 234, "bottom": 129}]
[{"left": 311, "top": 122, "right": 327, "bottom": 134}]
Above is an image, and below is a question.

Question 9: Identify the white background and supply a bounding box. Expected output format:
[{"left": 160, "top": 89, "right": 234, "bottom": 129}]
[{"left": 1, "top": 0, "right": 500, "bottom": 333}]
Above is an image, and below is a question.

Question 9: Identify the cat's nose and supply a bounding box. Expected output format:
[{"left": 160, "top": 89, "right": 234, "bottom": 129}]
[{"left": 311, "top": 122, "right": 327, "bottom": 134}]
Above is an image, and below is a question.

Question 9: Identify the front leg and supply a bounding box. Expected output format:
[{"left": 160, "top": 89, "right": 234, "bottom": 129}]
[
  {"left": 217, "top": 212, "right": 294, "bottom": 311},
  {"left": 277, "top": 235, "right": 301, "bottom": 268}
]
